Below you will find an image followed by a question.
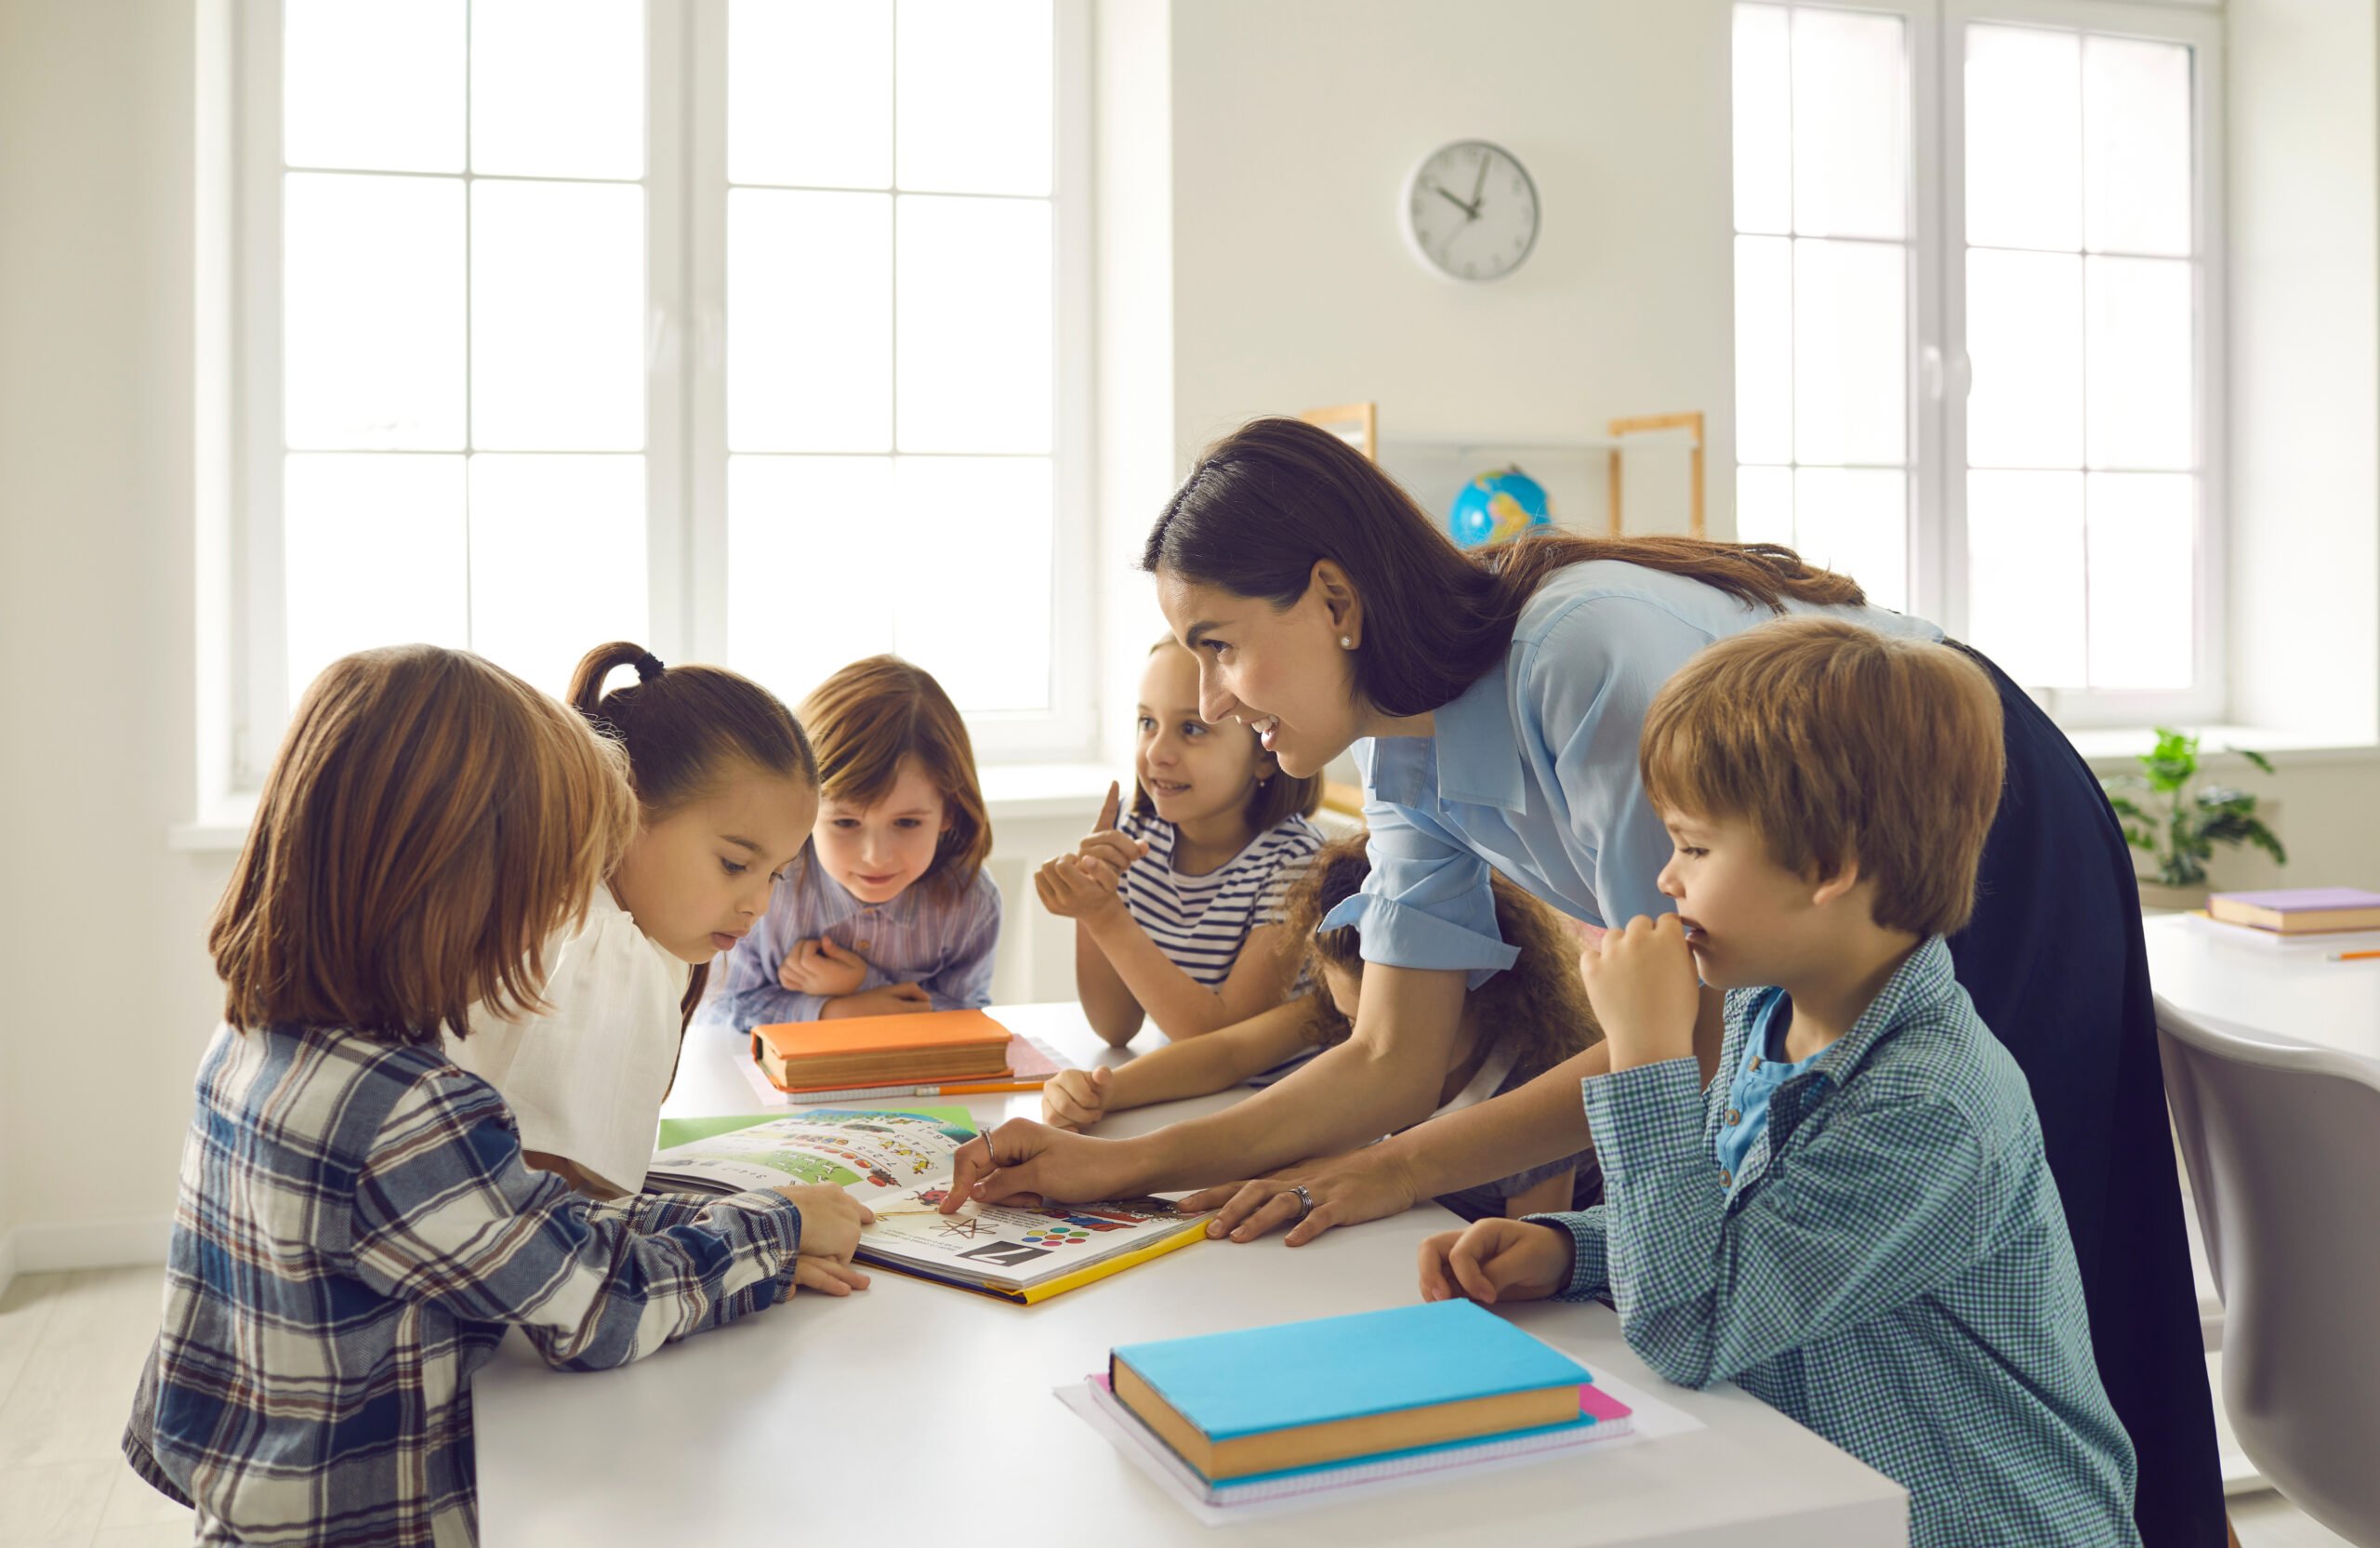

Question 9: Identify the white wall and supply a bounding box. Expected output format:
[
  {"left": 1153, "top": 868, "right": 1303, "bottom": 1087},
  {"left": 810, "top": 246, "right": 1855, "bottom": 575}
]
[
  {"left": 0, "top": 0, "right": 227, "bottom": 1270},
  {"left": 1165, "top": 0, "right": 1737, "bottom": 536},
  {"left": 2227, "top": 0, "right": 2380, "bottom": 746}
]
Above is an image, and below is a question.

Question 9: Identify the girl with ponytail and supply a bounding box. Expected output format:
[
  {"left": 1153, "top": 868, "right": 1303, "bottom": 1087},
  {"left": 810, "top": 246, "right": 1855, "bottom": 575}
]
[{"left": 446, "top": 642, "right": 824, "bottom": 1204}]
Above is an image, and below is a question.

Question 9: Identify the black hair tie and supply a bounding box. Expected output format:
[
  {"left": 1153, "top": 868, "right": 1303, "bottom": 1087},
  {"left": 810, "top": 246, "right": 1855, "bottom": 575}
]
[{"left": 634, "top": 652, "right": 665, "bottom": 682}]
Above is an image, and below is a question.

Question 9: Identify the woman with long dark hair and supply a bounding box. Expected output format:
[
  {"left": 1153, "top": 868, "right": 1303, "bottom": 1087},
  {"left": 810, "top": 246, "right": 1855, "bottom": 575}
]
[{"left": 947, "top": 417, "right": 2221, "bottom": 1548}]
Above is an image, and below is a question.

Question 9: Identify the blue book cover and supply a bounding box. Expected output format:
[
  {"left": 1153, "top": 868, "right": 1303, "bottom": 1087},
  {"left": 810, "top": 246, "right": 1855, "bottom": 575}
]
[{"left": 1110, "top": 1300, "right": 1590, "bottom": 1441}]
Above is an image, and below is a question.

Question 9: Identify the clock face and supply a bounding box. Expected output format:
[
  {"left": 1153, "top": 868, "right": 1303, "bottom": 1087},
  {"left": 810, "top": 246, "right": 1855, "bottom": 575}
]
[{"left": 1403, "top": 139, "right": 1540, "bottom": 282}]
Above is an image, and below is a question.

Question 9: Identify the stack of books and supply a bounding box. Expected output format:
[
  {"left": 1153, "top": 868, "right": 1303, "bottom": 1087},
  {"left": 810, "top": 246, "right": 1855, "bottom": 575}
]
[
  {"left": 1080, "top": 1301, "right": 1633, "bottom": 1509},
  {"left": 748, "top": 1008, "right": 1059, "bottom": 1100}
]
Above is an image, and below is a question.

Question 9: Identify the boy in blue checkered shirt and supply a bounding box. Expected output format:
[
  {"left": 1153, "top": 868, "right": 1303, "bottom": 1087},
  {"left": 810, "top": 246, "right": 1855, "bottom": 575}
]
[{"left": 1420, "top": 616, "right": 2139, "bottom": 1548}]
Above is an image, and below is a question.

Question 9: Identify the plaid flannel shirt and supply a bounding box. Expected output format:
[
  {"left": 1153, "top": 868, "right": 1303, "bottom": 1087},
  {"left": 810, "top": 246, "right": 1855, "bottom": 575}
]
[
  {"left": 124, "top": 1021, "right": 804, "bottom": 1548},
  {"left": 1529, "top": 937, "right": 2140, "bottom": 1548}
]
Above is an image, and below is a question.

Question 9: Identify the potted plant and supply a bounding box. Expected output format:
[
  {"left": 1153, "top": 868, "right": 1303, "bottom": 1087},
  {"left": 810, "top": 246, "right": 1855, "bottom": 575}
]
[{"left": 2100, "top": 727, "right": 2287, "bottom": 910}]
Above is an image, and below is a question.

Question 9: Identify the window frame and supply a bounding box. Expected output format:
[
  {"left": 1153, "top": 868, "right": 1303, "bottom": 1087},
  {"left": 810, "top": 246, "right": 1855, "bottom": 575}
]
[
  {"left": 1735, "top": 0, "right": 2226, "bottom": 727},
  {"left": 221, "top": 0, "right": 1097, "bottom": 796}
]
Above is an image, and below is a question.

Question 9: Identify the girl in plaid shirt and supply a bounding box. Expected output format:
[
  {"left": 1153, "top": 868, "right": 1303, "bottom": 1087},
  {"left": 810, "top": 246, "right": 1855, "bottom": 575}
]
[{"left": 124, "top": 645, "right": 872, "bottom": 1548}]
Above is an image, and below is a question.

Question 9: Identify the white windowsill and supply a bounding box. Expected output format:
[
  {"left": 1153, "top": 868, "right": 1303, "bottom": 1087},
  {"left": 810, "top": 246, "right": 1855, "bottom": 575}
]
[
  {"left": 168, "top": 761, "right": 1123, "bottom": 853},
  {"left": 2065, "top": 723, "right": 2380, "bottom": 775}
]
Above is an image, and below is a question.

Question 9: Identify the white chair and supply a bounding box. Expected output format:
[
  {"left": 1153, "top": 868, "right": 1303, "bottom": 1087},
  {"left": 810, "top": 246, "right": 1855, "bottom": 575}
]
[{"left": 2156, "top": 994, "right": 2380, "bottom": 1546}]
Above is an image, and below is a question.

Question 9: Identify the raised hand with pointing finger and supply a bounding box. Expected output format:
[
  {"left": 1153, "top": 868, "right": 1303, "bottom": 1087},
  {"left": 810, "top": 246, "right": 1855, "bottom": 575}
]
[{"left": 1033, "top": 781, "right": 1148, "bottom": 923}]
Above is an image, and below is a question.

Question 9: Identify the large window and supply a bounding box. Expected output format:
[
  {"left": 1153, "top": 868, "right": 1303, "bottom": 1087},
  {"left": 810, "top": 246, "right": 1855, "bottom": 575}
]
[
  {"left": 230, "top": 0, "right": 1088, "bottom": 790},
  {"left": 1732, "top": 0, "right": 2221, "bottom": 724}
]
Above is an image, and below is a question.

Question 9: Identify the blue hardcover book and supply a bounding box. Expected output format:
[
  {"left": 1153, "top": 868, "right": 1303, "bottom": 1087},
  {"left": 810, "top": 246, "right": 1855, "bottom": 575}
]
[{"left": 1108, "top": 1300, "right": 1593, "bottom": 1481}]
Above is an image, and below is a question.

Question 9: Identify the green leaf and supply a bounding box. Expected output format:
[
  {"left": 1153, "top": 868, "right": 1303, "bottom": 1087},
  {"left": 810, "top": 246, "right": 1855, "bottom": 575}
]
[{"left": 2238, "top": 748, "right": 2276, "bottom": 775}]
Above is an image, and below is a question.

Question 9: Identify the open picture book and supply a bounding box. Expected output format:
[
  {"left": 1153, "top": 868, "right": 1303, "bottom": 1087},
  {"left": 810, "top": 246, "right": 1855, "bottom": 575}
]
[{"left": 645, "top": 1108, "right": 1210, "bottom": 1304}]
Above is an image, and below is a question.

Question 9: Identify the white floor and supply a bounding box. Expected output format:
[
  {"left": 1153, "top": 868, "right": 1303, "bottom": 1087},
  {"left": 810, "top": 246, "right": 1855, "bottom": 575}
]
[{"left": 0, "top": 1264, "right": 2358, "bottom": 1548}]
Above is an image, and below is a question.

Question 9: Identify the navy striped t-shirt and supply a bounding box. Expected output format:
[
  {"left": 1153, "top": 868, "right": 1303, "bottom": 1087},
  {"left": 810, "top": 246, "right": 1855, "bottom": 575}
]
[{"left": 1115, "top": 810, "right": 1325, "bottom": 986}]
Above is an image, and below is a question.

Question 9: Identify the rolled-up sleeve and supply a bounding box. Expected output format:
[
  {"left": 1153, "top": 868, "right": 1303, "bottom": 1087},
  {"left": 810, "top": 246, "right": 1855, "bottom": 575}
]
[{"left": 1319, "top": 764, "right": 1517, "bottom": 988}]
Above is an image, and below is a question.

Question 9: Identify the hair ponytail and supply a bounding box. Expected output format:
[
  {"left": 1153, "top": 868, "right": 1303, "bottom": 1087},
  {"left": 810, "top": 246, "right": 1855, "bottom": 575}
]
[
  {"left": 566, "top": 641, "right": 818, "bottom": 1028},
  {"left": 1140, "top": 417, "right": 1867, "bottom": 717}
]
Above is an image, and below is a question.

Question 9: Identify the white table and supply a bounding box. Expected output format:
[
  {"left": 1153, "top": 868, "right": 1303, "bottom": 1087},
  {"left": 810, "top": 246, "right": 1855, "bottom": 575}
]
[
  {"left": 473, "top": 1004, "right": 1908, "bottom": 1547},
  {"left": 2143, "top": 912, "right": 2380, "bottom": 1062}
]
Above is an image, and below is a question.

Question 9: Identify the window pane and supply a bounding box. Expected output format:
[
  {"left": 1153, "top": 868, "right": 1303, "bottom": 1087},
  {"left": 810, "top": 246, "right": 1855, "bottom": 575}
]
[
  {"left": 285, "top": 173, "right": 466, "bottom": 450},
  {"left": 1731, "top": 4, "right": 1792, "bottom": 235},
  {"left": 1791, "top": 7, "right": 1905, "bottom": 240},
  {"left": 2087, "top": 472, "right": 2194, "bottom": 689},
  {"left": 471, "top": 180, "right": 645, "bottom": 451},
  {"left": 1966, "top": 470, "right": 2084, "bottom": 687},
  {"left": 1735, "top": 464, "right": 1793, "bottom": 548},
  {"left": 1735, "top": 236, "right": 1793, "bottom": 464},
  {"left": 896, "top": 195, "right": 1051, "bottom": 453},
  {"left": 284, "top": 0, "right": 464, "bottom": 172},
  {"left": 1792, "top": 468, "right": 1905, "bottom": 612},
  {"left": 896, "top": 0, "right": 1052, "bottom": 195},
  {"left": 467, "top": 455, "right": 648, "bottom": 695},
  {"left": 284, "top": 454, "right": 469, "bottom": 703},
  {"left": 1792, "top": 238, "right": 1904, "bottom": 467},
  {"left": 727, "top": 456, "right": 896, "bottom": 705},
  {"left": 2086, "top": 256, "right": 2193, "bottom": 471},
  {"left": 892, "top": 456, "right": 1053, "bottom": 712},
  {"left": 1966, "top": 248, "right": 2082, "bottom": 469},
  {"left": 470, "top": 0, "right": 644, "bottom": 179},
  {"left": 729, "top": 190, "right": 893, "bottom": 453},
  {"left": 1966, "top": 24, "right": 2080, "bottom": 251},
  {"left": 729, "top": 0, "right": 892, "bottom": 189},
  {"left": 2084, "top": 36, "right": 2192, "bottom": 258}
]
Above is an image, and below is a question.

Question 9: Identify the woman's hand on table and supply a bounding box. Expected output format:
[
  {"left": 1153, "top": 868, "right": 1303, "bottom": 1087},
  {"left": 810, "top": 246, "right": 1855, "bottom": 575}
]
[
  {"left": 1040, "top": 1065, "right": 1113, "bottom": 1131},
  {"left": 940, "top": 1118, "right": 1140, "bottom": 1211},
  {"left": 1418, "top": 1219, "right": 1570, "bottom": 1306},
  {"left": 1177, "top": 1141, "right": 1422, "bottom": 1247}
]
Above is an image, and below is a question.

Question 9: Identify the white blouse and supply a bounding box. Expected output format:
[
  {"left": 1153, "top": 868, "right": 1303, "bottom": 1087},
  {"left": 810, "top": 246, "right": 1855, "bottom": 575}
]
[{"left": 445, "top": 887, "right": 691, "bottom": 1196}]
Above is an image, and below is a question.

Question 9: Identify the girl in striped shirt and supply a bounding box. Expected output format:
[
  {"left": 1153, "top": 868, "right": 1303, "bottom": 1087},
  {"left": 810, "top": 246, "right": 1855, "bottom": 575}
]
[{"left": 1037, "top": 637, "right": 1324, "bottom": 1045}]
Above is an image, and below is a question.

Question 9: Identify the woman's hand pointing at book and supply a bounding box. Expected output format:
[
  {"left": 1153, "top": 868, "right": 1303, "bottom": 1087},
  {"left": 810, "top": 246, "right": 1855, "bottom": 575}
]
[{"left": 939, "top": 1118, "right": 1141, "bottom": 1212}]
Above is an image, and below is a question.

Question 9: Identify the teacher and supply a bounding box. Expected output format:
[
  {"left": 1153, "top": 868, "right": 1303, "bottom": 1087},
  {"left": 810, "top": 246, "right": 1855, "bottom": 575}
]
[{"left": 948, "top": 417, "right": 2222, "bottom": 1548}]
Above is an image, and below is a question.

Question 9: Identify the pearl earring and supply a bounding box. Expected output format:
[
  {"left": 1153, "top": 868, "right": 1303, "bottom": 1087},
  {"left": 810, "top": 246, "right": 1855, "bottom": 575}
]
[{"left": 1339, "top": 635, "right": 1353, "bottom": 648}]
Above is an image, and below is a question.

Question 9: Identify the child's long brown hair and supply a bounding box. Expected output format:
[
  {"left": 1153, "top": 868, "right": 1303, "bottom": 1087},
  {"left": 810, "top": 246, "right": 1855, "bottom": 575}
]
[
  {"left": 1129, "top": 638, "right": 1322, "bottom": 834},
  {"left": 800, "top": 656, "right": 992, "bottom": 896},
  {"left": 568, "top": 642, "right": 817, "bottom": 1024},
  {"left": 1279, "top": 836, "right": 1601, "bottom": 1080},
  {"left": 212, "top": 646, "right": 637, "bottom": 1045}
]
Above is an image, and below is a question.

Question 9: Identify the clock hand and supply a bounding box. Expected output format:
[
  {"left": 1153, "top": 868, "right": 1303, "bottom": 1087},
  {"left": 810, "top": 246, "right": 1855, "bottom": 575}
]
[
  {"left": 1428, "top": 182, "right": 1480, "bottom": 219},
  {"left": 1470, "top": 149, "right": 1490, "bottom": 213}
]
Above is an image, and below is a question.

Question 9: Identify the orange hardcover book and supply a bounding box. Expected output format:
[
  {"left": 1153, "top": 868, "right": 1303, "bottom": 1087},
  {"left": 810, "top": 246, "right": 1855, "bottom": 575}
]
[{"left": 751, "top": 1009, "right": 1013, "bottom": 1091}]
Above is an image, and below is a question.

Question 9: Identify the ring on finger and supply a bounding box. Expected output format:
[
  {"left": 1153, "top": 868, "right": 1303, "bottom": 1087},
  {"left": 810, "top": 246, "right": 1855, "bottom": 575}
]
[{"left": 1289, "top": 1184, "right": 1315, "bottom": 1221}]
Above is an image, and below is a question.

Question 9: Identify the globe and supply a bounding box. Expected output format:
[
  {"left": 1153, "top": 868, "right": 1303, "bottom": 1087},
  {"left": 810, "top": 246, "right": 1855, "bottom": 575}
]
[{"left": 1447, "top": 466, "right": 1554, "bottom": 549}]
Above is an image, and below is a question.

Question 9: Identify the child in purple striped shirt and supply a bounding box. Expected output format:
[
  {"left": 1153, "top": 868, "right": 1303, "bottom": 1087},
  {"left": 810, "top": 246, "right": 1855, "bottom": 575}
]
[{"left": 703, "top": 655, "right": 1001, "bottom": 1030}]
